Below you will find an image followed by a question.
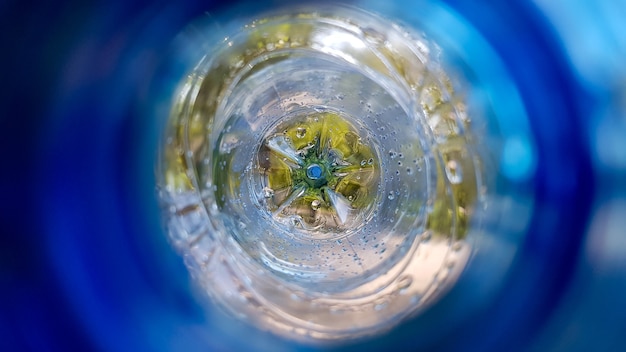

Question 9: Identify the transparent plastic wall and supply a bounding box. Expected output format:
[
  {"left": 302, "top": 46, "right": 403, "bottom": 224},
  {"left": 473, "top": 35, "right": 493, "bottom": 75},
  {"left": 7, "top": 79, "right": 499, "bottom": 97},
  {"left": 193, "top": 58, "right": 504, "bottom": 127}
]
[{"left": 3, "top": 0, "right": 625, "bottom": 351}]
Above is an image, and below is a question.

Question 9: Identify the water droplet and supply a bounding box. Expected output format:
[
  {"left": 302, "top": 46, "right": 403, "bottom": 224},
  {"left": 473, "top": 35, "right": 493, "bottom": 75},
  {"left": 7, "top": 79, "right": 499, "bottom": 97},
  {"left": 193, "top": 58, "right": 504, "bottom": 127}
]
[
  {"left": 388, "top": 191, "right": 395, "bottom": 200},
  {"left": 445, "top": 160, "right": 463, "bottom": 184},
  {"left": 296, "top": 127, "right": 307, "bottom": 138},
  {"left": 263, "top": 187, "right": 274, "bottom": 198},
  {"left": 329, "top": 306, "right": 341, "bottom": 315},
  {"left": 266, "top": 42, "right": 276, "bottom": 51},
  {"left": 374, "top": 300, "right": 388, "bottom": 311},
  {"left": 290, "top": 293, "right": 302, "bottom": 301},
  {"left": 368, "top": 158, "right": 374, "bottom": 165},
  {"left": 410, "top": 295, "right": 422, "bottom": 305},
  {"left": 311, "top": 199, "right": 321, "bottom": 210},
  {"left": 389, "top": 150, "right": 397, "bottom": 158},
  {"left": 406, "top": 168, "right": 413, "bottom": 175},
  {"left": 361, "top": 160, "right": 367, "bottom": 166}
]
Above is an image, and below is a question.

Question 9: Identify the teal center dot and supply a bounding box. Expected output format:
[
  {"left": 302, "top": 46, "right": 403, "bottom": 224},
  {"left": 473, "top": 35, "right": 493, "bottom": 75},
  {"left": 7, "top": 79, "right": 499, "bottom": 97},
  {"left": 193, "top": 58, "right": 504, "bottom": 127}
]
[{"left": 306, "top": 164, "right": 323, "bottom": 180}]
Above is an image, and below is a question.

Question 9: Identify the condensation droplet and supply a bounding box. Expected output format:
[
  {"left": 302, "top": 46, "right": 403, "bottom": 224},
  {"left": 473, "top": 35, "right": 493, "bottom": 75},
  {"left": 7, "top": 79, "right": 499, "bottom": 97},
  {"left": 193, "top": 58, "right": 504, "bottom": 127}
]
[
  {"left": 445, "top": 160, "right": 463, "bottom": 184},
  {"left": 263, "top": 187, "right": 274, "bottom": 198},
  {"left": 296, "top": 127, "right": 307, "bottom": 138},
  {"left": 329, "top": 306, "right": 341, "bottom": 315},
  {"left": 290, "top": 293, "right": 302, "bottom": 301},
  {"left": 374, "top": 300, "right": 388, "bottom": 311},
  {"left": 410, "top": 295, "right": 422, "bottom": 305}
]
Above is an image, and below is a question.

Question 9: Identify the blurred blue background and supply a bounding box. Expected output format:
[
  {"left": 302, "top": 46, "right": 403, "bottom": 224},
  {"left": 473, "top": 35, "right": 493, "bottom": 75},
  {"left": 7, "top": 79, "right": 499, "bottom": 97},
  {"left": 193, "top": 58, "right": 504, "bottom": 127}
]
[{"left": 1, "top": 0, "right": 625, "bottom": 350}]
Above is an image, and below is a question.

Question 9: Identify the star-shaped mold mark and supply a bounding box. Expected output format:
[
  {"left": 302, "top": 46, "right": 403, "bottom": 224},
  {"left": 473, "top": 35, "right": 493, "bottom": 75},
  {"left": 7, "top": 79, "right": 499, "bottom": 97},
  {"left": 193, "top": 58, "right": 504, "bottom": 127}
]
[{"left": 257, "top": 112, "right": 380, "bottom": 230}]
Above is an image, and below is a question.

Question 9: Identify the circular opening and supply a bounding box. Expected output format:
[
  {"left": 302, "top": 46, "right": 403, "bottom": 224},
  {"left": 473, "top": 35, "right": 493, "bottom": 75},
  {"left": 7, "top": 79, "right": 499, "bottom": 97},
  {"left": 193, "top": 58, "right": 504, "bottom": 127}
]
[{"left": 159, "top": 5, "right": 482, "bottom": 342}]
